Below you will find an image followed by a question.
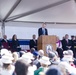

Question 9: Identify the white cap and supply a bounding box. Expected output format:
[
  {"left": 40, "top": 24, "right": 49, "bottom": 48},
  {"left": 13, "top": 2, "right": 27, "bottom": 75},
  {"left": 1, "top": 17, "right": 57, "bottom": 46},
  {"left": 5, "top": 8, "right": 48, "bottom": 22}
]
[
  {"left": 1, "top": 49, "right": 9, "bottom": 56},
  {"left": 63, "top": 51, "right": 68, "bottom": 55},
  {"left": 38, "top": 50, "right": 44, "bottom": 56},
  {"left": 1, "top": 55, "right": 14, "bottom": 64},
  {"left": 39, "top": 56, "right": 51, "bottom": 65},
  {"left": 20, "top": 52, "right": 34, "bottom": 64}
]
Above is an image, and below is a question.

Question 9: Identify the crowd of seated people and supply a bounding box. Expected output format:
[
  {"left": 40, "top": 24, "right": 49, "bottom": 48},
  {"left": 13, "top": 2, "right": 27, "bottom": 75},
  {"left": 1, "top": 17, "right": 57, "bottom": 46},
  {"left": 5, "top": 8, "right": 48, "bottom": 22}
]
[
  {"left": 0, "top": 46, "right": 76, "bottom": 75},
  {"left": 1, "top": 34, "right": 76, "bottom": 75}
]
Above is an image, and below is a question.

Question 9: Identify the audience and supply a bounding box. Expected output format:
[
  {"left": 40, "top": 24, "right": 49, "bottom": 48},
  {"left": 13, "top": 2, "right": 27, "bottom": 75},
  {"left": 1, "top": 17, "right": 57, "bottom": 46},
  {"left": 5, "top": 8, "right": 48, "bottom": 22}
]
[{"left": 1, "top": 34, "right": 76, "bottom": 75}]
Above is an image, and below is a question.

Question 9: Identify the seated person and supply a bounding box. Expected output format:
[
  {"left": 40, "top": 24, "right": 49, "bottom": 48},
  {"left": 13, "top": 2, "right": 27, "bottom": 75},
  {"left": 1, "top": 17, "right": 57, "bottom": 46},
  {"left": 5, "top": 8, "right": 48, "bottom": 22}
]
[
  {"left": 1, "top": 35, "right": 10, "bottom": 49},
  {"left": 29, "top": 34, "right": 37, "bottom": 50},
  {"left": 11, "top": 34, "right": 21, "bottom": 52}
]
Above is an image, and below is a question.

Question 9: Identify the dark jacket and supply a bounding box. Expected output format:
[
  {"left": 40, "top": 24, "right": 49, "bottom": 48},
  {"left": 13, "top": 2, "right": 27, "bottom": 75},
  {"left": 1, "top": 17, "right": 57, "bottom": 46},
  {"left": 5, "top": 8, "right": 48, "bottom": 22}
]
[
  {"left": 29, "top": 39, "right": 37, "bottom": 50},
  {"left": 11, "top": 39, "right": 20, "bottom": 52},
  {"left": 38, "top": 28, "right": 48, "bottom": 36},
  {"left": 1, "top": 39, "right": 10, "bottom": 49},
  {"left": 61, "top": 39, "right": 71, "bottom": 50},
  {"left": 1, "top": 39, "right": 10, "bottom": 45}
]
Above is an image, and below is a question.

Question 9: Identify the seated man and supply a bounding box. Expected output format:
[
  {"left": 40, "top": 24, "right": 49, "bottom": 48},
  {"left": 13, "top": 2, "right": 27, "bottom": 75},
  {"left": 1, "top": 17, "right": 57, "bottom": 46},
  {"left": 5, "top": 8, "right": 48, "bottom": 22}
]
[
  {"left": 29, "top": 34, "right": 37, "bottom": 50},
  {"left": 1, "top": 35, "right": 10, "bottom": 49}
]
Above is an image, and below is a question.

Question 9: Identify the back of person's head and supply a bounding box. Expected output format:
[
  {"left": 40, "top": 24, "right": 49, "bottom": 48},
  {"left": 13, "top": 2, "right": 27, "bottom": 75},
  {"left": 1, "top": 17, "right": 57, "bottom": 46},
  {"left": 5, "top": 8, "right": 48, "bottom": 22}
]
[
  {"left": 67, "top": 50, "right": 73, "bottom": 56},
  {"left": 30, "top": 48, "right": 35, "bottom": 53},
  {"left": 12, "top": 52, "right": 19, "bottom": 62},
  {"left": 15, "top": 59, "right": 28, "bottom": 75},
  {"left": 63, "top": 51, "right": 69, "bottom": 56},
  {"left": 38, "top": 50, "right": 44, "bottom": 57},
  {"left": 46, "top": 65, "right": 62, "bottom": 75},
  {"left": 48, "top": 52, "right": 56, "bottom": 60},
  {"left": 39, "top": 56, "right": 51, "bottom": 66}
]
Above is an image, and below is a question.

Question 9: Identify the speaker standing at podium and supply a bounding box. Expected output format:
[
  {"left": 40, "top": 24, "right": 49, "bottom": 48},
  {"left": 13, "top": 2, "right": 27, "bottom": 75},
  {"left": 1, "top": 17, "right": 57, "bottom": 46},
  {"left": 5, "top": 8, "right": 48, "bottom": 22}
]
[{"left": 38, "top": 23, "right": 48, "bottom": 36}]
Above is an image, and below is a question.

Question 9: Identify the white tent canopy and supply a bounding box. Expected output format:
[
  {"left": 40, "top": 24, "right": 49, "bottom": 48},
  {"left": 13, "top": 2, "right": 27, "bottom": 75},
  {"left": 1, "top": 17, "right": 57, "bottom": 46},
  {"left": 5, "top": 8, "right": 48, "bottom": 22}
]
[
  {"left": 0, "top": 0, "right": 76, "bottom": 23},
  {"left": 0, "top": 0, "right": 76, "bottom": 38}
]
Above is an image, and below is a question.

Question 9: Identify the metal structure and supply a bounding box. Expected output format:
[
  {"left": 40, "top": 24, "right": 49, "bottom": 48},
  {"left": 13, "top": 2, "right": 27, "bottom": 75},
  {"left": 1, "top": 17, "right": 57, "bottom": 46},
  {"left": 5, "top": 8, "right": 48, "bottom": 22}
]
[{"left": 0, "top": 0, "right": 75, "bottom": 37}]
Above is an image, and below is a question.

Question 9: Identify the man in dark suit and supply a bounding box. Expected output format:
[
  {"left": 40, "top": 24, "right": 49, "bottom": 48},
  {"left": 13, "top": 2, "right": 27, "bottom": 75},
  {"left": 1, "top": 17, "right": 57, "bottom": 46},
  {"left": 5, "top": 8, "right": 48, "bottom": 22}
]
[
  {"left": 62, "top": 34, "right": 71, "bottom": 51},
  {"left": 29, "top": 34, "right": 37, "bottom": 50},
  {"left": 38, "top": 23, "right": 48, "bottom": 36},
  {"left": 1, "top": 35, "right": 10, "bottom": 49}
]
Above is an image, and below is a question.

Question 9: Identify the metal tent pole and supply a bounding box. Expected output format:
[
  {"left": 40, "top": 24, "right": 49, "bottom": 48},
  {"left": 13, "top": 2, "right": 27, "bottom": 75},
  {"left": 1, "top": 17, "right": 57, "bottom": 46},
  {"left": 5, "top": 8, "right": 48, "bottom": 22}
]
[{"left": 1, "top": 21, "right": 5, "bottom": 37}]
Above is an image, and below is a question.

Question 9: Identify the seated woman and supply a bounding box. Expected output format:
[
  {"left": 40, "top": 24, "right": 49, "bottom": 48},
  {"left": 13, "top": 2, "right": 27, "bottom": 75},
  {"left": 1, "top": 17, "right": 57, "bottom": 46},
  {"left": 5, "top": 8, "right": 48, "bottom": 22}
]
[
  {"left": 11, "top": 34, "right": 21, "bottom": 52},
  {"left": 56, "top": 37, "right": 63, "bottom": 59}
]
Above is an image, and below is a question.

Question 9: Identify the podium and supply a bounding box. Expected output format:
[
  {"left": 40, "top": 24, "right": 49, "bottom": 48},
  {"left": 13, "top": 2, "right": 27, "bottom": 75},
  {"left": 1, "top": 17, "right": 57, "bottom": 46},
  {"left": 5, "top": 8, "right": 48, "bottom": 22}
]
[{"left": 37, "top": 35, "right": 57, "bottom": 55}]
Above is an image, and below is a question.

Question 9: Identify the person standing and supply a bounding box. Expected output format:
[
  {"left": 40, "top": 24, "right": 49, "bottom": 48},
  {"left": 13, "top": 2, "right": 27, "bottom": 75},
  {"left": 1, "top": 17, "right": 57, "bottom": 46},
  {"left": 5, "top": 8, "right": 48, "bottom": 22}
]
[
  {"left": 29, "top": 34, "right": 37, "bottom": 50},
  {"left": 38, "top": 23, "right": 48, "bottom": 36}
]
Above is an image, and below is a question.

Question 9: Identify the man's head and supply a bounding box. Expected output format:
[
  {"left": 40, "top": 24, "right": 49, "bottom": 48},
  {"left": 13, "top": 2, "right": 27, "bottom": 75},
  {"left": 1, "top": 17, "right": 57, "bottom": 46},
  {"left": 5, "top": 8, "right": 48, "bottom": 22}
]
[
  {"left": 71, "top": 35, "right": 75, "bottom": 40},
  {"left": 32, "top": 34, "right": 36, "bottom": 39},
  {"left": 15, "top": 59, "right": 28, "bottom": 75},
  {"left": 65, "top": 34, "right": 69, "bottom": 39},
  {"left": 3, "top": 35, "right": 7, "bottom": 39},
  {"left": 42, "top": 23, "right": 46, "bottom": 28}
]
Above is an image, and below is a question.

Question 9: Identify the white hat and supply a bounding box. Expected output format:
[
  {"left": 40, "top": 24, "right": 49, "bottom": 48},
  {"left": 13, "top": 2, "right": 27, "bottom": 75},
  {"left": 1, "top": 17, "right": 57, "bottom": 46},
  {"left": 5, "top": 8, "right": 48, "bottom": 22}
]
[
  {"left": 26, "top": 52, "right": 34, "bottom": 59},
  {"left": 22, "top": 52, "right": 34, "bottom": 59},
  {"left": 20, "top": 52, "right": 34, "bottom": 64},
  {"left": 39, "top": 56, "right": 51, "bottom": 65},
  {"left": 68, "top": 57, "right": 74, "bottom": 61},
  {"left": 38, "top": 50, "right": 44, "bottom": 56},
  {"left": 63, "top": 51, "right": 68, "bottom": 55},
  {"left": 1, "top": 55, "right": 14, "bottom": 64},
  {"left": 0, "top": 49, "right": 9, "bottom": 56},
  {"left": 62, "top": 55, "right": 73, "bottom": 62}
]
